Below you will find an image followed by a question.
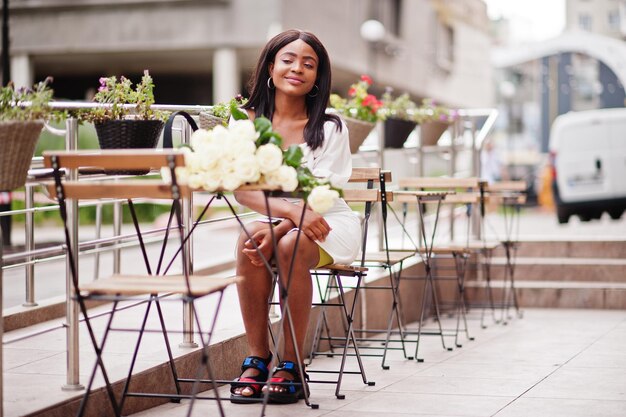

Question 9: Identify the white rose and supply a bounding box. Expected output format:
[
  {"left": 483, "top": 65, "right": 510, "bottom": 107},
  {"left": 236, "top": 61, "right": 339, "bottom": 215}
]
[
  {"left": 190, "top": 129, "right": 212, "bottom": 149},
  {"left": 264, "top": 165, "right": 299, "bottom": 192},
  {"left": 194, "top": 141, "right": 223, "bottom": 171},
  {"left": 201, "top": 169, "right": 222, "bottom": 192},
  {"left": 229, "top": 119, "right": 258, "bottom": 142},
  {"left": 232, "top": 154, "right": 261, "bottom": 184},
  {"left": 307, "top": 185, "right": 339, "bottom": 214},
  {"left": 187, "top": 173, "right": 205, "bottom": 190},
  {"left": 160, "top": 166, "right": 172, "bottom": 184},
  {"left": 184, "top": 151, "right": 204, "bottom": 173},
  {"left": 256, "top": 144, "right": 284, "bottom": 174},
  {"left": 220, "top": 163, "right": 242, "bottom": 191},
  {"left": 224, "top": 137, "right": 257, "bottom": 160},
  {"left": 210, "top": 125, "right": 231, "bottom": 145}
]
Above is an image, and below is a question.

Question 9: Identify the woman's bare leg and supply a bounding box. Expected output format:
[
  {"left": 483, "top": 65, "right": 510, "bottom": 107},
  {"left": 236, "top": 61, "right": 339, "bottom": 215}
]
[
  {"left": 272, "top": 231, "right": 319, "bottom": 389},
  {"left": 233, "top": 222, "right": 273, "bottom": 396}
]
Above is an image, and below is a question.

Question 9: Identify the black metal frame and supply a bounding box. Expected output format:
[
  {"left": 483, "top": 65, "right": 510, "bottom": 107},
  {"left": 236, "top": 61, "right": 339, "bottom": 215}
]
[
  {"left": 51, "top": 155, "right": 231, "bottom": 417},
  {"left": 306, "top": 180, "right": 376, "bottom": 399}
]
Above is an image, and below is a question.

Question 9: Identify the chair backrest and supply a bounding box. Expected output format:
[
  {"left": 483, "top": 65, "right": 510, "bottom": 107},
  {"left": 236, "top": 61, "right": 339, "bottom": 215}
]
[
  {"left": 396, "top": 177, "right": 485, "bottom": 205},
  {"left": 486, "top": 180, "right": 527, "bottom": 205}
]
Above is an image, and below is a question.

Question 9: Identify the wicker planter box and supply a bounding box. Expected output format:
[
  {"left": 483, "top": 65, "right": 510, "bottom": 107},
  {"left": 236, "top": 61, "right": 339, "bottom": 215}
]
[
  {"left": 420, "top": 120, "right": 450, "bottom": 147},
  {"left": 199, "top": 112, "right": 224, "bottom": 130},
  {"left": 343, "top": 116, "right": 375, "bottom": 153},
  {"left": 0, "top": 120, "right": 44, "bottom": 191},
  {"left": 384, "top": 118, "right": 417, "bottom": 149},
  {"left": 94, "top": 119, "right": 164, "bottom": 175}
]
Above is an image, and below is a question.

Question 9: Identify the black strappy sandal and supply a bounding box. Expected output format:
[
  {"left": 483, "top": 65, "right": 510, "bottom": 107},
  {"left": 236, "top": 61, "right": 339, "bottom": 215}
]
[
  {"left": 229, "top": 354, "right": 273, "bottom": 404},
  {"left": 266, "top": 360, "right": 309, "bottom": 404}
]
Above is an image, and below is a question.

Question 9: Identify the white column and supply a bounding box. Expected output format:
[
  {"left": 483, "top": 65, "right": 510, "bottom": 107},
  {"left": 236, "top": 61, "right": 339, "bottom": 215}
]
[
  {"left": 10, "top": 54, "right": 34, "bottom": 88},
  {"left": 212, "top": 47, "right": 239, "bottom": 104}
]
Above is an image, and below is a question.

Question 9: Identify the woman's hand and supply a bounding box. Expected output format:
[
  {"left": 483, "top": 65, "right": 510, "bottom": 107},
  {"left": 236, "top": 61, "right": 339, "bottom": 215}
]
[
  {"left": 242, "top": 228, "right": 275, "bottom": 267},
  {"left": 297, "top": 209, "right": 331, "bottom": 242}
]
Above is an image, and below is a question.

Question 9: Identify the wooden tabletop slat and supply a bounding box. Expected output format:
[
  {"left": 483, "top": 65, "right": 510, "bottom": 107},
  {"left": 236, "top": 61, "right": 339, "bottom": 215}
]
[
  {"left": 487, "top": 181, "right": 527, "bottom": 192},
  {"left": 398, "top": 177, "right": 482, "bottom": 189},
  {"left": 392, "top": 190, "right": 453, "bottom": 203},
  {"left": 343, "top": 189, "right": 382, "bottom": 202},
  {"left": 43, "top": 150, "right": 186, "bottom": 170}
]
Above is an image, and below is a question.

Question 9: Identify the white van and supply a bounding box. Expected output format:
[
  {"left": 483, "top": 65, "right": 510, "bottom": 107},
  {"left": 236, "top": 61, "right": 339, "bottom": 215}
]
[{"left": 549, "top": 108, "right": 626, "bottom": 224}]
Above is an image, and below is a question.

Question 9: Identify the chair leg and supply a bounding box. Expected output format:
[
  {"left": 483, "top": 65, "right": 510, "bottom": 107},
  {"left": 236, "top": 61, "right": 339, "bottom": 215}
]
[
  {"left": 76, "top": 297, "right": 122, "bottom": 417},
  {"left": 334, "top": 275, "right": 374, "bottom": 399},
  {"left": 480, "top": 249, "right": 497, "bottom": 328},
  {"left": 185, "top": 293, "right": 226, "bottom": 417}
]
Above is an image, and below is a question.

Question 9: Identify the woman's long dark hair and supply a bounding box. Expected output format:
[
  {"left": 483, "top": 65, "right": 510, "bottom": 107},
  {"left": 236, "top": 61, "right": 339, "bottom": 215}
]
[{"left": 243, "top": 29, "right": 341, "bottom": 150}]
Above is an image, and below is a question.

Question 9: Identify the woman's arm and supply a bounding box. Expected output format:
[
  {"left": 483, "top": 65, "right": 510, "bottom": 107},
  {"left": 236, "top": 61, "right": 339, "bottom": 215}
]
[{"left": 234, "top": 190, "right": 331, "bottom": 242}]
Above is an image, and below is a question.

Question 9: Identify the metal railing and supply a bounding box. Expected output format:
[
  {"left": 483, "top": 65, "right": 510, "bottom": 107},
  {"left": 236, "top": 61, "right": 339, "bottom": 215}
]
[{"left": 1, "top": 102, "right": 498, "bottom": 392}]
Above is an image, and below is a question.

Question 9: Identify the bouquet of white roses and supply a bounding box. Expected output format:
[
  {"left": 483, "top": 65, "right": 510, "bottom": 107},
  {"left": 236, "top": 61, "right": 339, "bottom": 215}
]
[{"left": 163, "top": 105, "right": 340, "bottom": 213}]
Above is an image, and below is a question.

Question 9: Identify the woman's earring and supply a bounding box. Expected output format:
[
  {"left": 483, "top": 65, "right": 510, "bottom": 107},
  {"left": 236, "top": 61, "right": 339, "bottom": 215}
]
[
  {"left": 308, "top": 84, "right": 319, "bottom": 98},
  {"left": 267, "top": 77, "right": 275, "bottom": 90}
]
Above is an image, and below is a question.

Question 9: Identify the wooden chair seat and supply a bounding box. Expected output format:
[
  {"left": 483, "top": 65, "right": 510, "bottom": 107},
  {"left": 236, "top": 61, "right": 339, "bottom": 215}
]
[
  {"left": 80, "top": 274, "right": 239, "bottom": 296},
  {"left": 363, "top": 251, "right": 415, "bottom": 265},
  {"left": 319, "top": 264, "right": 368, "bottom": 273}
]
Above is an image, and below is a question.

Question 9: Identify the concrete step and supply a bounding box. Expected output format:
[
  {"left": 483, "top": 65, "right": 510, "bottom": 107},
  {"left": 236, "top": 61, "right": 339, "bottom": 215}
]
[
  {"left": 491, "top": 239, "right": 626, "bottom": 258},
  {"left": 466, "top": 280, "right": 626, "bottom": 309},
  {"left": 487, "top": 257, "right": 626, "bottom": 282}
]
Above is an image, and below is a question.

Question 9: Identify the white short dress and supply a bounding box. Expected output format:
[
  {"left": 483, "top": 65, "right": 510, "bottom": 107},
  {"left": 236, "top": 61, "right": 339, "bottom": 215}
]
[{"left": 299, "top": 119, "right": 361, "bottom": 265}]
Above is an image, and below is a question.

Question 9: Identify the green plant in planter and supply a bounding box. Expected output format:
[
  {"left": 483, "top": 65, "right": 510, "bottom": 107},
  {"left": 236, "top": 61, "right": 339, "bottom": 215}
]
[
  {"left": 0, "top": 77, "right": 63, "bottom": 122},
  {"left": 380, "top": 88, "right": 419, "bottom": 148},
  {"left": 200, "top": 94, "right": 248, "bottom": 130},
  {"left": 380, "top": 88, "right": 418, "bottom": 121},
  {"left": 79, "top": 70, "right": 168, "bottom": 123},
  {"left": 0, "top": 78, "right": 65, "bottom": 191},
  {"left": 78, "top": 71, "right": 168, "bottom": 174},
  {"left": 329, "top": 75, "right": 382, "bottom": 123},
  {"left": 416, "top": 98, "right": 459, "bottom": 124},
  {"left": 211, "top": 94, "right": 248, "bottom": 121}
]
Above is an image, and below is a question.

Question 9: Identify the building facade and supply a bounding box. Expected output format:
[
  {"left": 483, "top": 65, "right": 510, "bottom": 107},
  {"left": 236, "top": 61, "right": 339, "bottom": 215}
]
[
  {"left": 566, "top": 0, "right": 626, "bottom": 39},
  {"left": 1, "top": 0, "right": 493, "bottom": 108}
]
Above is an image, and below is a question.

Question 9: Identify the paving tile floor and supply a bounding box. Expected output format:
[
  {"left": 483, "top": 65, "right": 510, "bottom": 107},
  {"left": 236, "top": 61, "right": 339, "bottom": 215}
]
[{"left": 133, "top": 308, "right": 626, "bottom": 417}]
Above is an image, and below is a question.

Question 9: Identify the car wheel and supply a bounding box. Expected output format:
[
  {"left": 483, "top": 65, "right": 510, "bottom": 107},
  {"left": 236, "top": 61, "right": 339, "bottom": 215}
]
[
  {"left": 608, "top": 208, "right": 624, "bottom": 220},
  {"left": 556, "top": 206, "right": 570, "bottom": 224},
  {"left": 590, "top": 210, "right": 603, "bottom": 220}
]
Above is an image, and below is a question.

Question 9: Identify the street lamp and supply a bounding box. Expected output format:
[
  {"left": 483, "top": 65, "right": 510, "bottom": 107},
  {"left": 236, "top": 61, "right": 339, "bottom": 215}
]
[
  {"left": 360, "top": 19, "right": 386, "bottom": 43},
  {"left": 360, "top": 19, "right": 386, "bottom": 81}
]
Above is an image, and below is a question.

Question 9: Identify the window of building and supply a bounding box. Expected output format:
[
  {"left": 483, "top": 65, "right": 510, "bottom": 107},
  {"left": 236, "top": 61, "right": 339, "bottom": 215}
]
[
  {"left": 608, "top": 9, "right": 621, "bottom": 31},
  {"left": 578, "top": 13, "right": 592, "bottom": 31},
  {"left": 370, "top": 0, "right": 402, "bottom": 37},
  {"left": 435, "top": 21, "right": 455, "bottom": 72}
]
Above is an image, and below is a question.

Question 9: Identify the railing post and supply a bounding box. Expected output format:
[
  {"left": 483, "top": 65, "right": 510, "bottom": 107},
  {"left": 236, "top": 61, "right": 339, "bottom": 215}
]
[
  {"left": 449, "top": 122, "right": 457, "bottom": 241},
  {"left": 113, "top": 201, "right": 122, "bottom": 274},
  {"left": 23, "top": 183, "right": 37, "bottom": 306},
  {"left": 62, "top": 117, "right": 84, "bottom": 391},
  {"left": 180, "top": 117, "right": 198, "bottom": 348},
  {"left": 1, "top": 227, "right": 4, "bottom": 417},
  {"left": 470, "top": 117, "right": 481, "bottom": 241}
]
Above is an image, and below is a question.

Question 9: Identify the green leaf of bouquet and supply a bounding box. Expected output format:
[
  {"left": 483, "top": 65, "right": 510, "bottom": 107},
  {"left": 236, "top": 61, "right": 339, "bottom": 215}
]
[
  {"left": 284, "top": 145, "right": 304, "bottom": 168},
  {"left": 257, "top": 131, "right": 283, "bottom": 147},
  {"left": 254, "top": 117, "right": 272, "bottom": 136},
  {"left": 230, "top": 102, "right": 248, "bottom": 120}
]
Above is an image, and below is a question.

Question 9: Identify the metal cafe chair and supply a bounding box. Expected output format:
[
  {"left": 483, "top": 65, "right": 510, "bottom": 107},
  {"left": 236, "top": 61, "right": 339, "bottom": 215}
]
[
  {"left": 308, "top": 168, "right": 415, "bottom": 372},
  {"left": 43, "top": 149, "right": 237, "bottom": 417},
  {"left": 394, "top": 177, "right": 488, "bottom": 360},
  {"left": 485, "top": 181, "right": 527, "bottom": 324},
  {"left": 305, "top": 168, "right": 387, "bottom": 399}
]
